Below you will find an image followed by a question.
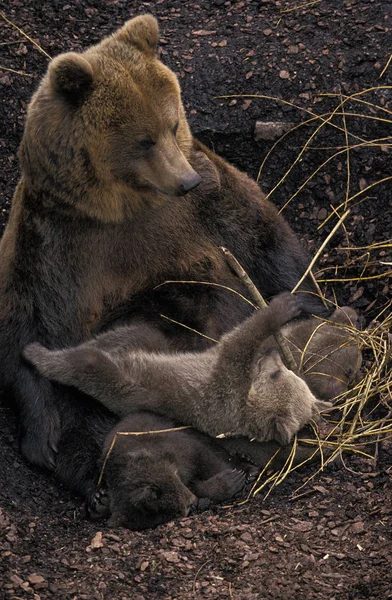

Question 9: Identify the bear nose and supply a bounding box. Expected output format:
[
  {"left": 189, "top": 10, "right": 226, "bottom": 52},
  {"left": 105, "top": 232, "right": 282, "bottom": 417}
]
[{"left": 178, "top": 171, "right": 202, "bottom": 195}]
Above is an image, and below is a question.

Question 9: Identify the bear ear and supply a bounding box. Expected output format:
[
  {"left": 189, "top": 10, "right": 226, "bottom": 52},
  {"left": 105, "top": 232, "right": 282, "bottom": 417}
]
[
  {"left": 115, "top": 14, "right": 159, "bottom": 56},
  {"left": 49, "top": 52, "right": 94, "bottom": 104},
  {"left": 130, "top": 484, "right": 158, "bottom": 508},
  {"left": 331, "top": 306, "right": 358, "bottom": 326}
]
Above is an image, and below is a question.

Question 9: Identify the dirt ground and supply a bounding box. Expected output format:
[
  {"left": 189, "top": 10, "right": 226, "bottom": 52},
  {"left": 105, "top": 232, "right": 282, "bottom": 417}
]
[{"left": 0, "top": 1, "right": 391, "bottom": 599}]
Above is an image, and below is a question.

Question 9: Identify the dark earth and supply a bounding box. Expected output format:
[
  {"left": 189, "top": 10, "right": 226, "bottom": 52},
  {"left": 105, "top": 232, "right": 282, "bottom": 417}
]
[{"left": 1, "top": 1, "right": 391, "bottom": 598}]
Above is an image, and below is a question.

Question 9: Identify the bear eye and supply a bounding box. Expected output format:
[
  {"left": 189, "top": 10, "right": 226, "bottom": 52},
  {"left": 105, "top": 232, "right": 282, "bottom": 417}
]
[
  {"left": 139, "top": 136, "right": 156, "bottom": 149},
  {"left": 173, "top": 121, "right": 179, "bottom": 136},
  {"left": 270, "top": 369, "right": 281, "bottom": 381}
]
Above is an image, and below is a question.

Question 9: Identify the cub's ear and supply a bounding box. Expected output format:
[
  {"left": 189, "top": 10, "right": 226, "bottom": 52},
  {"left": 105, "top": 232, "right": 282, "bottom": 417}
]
[
  {"left": 130, "top": 485, "right": 158, "bottom": 507},
  {"left": 116, "top": 14, "right": 159, "bottom": 56},
  {"left": 330, "top": 306, "right": 358, "bottom": 327},
  {"left": 49, "top": 52, "right": 94, "bottom": 103}
]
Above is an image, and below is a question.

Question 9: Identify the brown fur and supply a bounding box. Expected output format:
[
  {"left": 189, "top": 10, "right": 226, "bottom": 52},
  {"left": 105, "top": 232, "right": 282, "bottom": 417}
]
[
  {"left": 24, "top": 293, "right": 331, "bottom": 447},
  {"left": 89, "top": 411, "right": 256, "bottom": 530},
  {"left": 0, "top": 15, "right": 327, "bottom": 474}
]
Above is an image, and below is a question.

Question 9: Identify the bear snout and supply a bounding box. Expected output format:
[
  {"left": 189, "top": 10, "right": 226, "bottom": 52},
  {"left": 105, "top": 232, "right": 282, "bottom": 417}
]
[{"left": 177, "top": 170, "right": 202, "bottom": 195}]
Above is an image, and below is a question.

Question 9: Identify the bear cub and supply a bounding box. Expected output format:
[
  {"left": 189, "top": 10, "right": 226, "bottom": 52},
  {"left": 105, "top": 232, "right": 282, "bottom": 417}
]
[
  {"left": 24, "top": 292, "right": 332, "bottom": 447},
  {"left": 89, "top": 411, "right": 257, "bottom": 529}
]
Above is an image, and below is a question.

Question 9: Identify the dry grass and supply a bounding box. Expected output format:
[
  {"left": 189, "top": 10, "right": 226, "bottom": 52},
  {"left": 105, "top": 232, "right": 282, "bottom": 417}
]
[
  {"left": 0, "top": 11, "right": 51, "bottom": 59},
  {"left": 230, "top": 85, "right": 391, "bottom": 497}
]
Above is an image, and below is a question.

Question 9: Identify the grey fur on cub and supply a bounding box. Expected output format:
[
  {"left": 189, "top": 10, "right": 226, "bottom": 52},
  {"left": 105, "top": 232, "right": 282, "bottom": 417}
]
[
  {"left": 24, "top": 292, "right": 331, "bottom": 446},
  {"left": 89, "top": 411, "right": 257, "bottom": 530},
  {"left": 281, "top": 305, "right": 362, "bottom": 400}
]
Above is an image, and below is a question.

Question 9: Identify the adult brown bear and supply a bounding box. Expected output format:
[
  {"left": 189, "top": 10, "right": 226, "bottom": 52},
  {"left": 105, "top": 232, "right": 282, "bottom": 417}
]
[{"left": 0, "top": 15, "right": 327, "bottom": 477}]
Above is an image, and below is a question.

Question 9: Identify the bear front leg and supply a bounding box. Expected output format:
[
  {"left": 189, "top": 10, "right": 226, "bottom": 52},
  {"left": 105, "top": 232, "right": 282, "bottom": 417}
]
[
  {"left": 192, "top": 468, "right": 246, "bottom": 502},
  {"left": 15, "top": 364, "right": 60, "bottom": 470}
]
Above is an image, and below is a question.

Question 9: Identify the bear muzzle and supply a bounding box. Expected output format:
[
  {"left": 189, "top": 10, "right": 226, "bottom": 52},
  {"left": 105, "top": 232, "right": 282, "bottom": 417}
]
[{"left": 177, "top": 170, "right": 202, "bottom": 195}]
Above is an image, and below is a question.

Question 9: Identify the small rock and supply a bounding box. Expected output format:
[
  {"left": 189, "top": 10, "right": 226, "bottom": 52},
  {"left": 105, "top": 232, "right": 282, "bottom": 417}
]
[
  {"left": 279, "top": 70, "right": 290, "bottom": 79},
  {"left": 192, "top": 30, "right": 216, "bottom": 36},
  {"left": 28, "top": 575, "right": 45, "bottom": 585},
  {"left": 359, "top": 178, "right": 367, "bottom": 190},
  {"left": 89, "top": 531, "right": 104, "bottom": 549},
  {"left": 255, "top": 121, "right": 296, "bottom": 142},
  {"left": 218, "top": 40, "right": 227, "bottom": 47},
  {"left": 10, "top": 574, "right": 24, "bottom": 587},
  {"left": 244, "top": 552, "right": 260, "bottom": 561},
  {"left": 263, "top": 29, "right": 273, "bottom": 36},
  {"left": 15, "top": 43, "right": 28, "bottom": 56},
  {"left": 275, "top": 535, "right": 284, "bottom": 543},
  {"left": 242, "top": 99, "right": 253, "bottom": 110},
  {"left": 161, "top": 551, "right": 180, "bottom": 563},
  {"left": 331, "top": 528, "right": 340, "bottom": 536},
  {"left": 352, "top": 521, "right": 365, "bottom": 533},
  {"left": 0, "top": 75, "right": 12, "bottom": 86},
  {"left": 288, "top": 45, "right": 299, "bottom": 54},
  {"left": 291, "top": 520, "right": 313, "bottom": 532}
]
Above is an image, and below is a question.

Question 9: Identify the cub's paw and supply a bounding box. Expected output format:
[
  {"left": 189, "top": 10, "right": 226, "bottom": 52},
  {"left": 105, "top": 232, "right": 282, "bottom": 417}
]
[
  {"left": 188, "top": 497, "right": 212, "bottom": 515},
  {"left": 268, "top": 292, "right": 302, "bottom": 328},
  {"left": 190, "top": 151, "right": 221, "bottom": 194},
  {"left": 218, "top": 468, "right": 247, "bottom": 498},
  {"left": 241, "top": 463, "right": 260, "bottom": 482},
  {"left": 23, "top": 343, "right": 53, "bottom": 376},
  {"left": 312, "top": 400, "right": 333, "bottom": 420},
  {"left": 86, "top": 487, "right": 111, "bottom": 521}
]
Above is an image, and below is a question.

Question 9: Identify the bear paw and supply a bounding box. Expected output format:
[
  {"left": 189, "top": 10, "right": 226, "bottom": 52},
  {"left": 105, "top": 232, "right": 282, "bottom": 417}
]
[{"left": 86, "top": 487, "right": 111, "bottom": 521}]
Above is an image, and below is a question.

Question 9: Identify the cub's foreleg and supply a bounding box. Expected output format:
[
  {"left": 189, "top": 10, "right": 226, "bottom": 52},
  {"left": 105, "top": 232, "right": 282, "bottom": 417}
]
[
  {"left": 212, "top": 291, "right": 302, "bottom": 392},
  {"left": 24, "top": 344, "right": 124, "bottom": 402},
  {"left": 23, "top": 343, "right": 155, "bottom": 416}
]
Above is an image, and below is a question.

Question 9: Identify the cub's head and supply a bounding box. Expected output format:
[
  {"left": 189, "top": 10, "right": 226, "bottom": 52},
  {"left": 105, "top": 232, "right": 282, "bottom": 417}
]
[
  {"left": 301, "top": 306, "right": 363, "bottom": 400},
  {"left": 247, "top": 349, "right": 331, "bottom": 445},
  {"left": 106, "top": 449, "right": 196, "bottom": 530},
  {"left": 20, "top": 15, "right": 201, "bottom": 221}
]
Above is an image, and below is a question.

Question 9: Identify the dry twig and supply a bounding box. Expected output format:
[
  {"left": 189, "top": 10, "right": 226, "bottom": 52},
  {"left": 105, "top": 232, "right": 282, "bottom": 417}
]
[{"left": 220, "top": 246, "right": 298, "bottom": 372}]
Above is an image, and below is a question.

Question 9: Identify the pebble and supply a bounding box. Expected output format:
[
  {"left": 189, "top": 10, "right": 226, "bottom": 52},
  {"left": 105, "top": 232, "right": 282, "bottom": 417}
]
[
  {"left": 254, "top": 121, "right": 296, "bottom": 141},
  {"left": 27, "top": 575, "right": 45, "bottom": 585}
]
